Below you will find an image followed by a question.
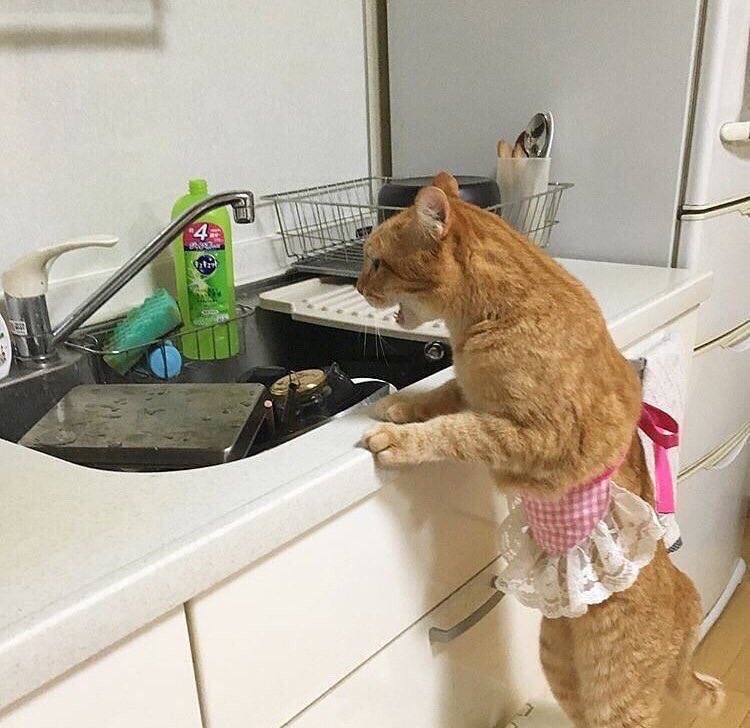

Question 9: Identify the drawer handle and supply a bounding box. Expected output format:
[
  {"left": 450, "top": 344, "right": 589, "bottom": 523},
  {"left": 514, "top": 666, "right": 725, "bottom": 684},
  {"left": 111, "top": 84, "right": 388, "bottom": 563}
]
[
  {"left": 695, "top": 319, "right": 750, "bottom": 355},
  {"left": 708, "top": 430, "right": 750, "bottom": 471},
  {"left": 722, "top": 326, "right": 750, "bottom": 352},
  {"left": 678, "top": 421, "right": 750, "bottom": 481},
  {"left": 428, "top": 588, "right": 504, "bottom": 644}
]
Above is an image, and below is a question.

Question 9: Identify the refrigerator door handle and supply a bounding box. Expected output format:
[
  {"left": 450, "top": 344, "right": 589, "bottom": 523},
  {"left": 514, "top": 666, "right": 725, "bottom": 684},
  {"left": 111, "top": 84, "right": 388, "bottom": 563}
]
[
  {"left": 720, "top": 121, "right": 750, "bottom": 144},
  {"left": 680, "top": 195, "right": 750, "bottom": 219}
]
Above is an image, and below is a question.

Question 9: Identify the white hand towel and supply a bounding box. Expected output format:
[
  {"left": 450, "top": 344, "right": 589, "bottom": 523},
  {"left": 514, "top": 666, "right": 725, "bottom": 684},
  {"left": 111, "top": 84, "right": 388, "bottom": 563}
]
[{"left": 634, "top": 332, "right": 688, "bottom": 552}]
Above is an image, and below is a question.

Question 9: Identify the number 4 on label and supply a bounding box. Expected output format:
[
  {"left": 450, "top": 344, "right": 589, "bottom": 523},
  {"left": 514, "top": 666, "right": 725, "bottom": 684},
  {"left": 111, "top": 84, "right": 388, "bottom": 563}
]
[{"left": 194, "top": 223, "right": 209, "bottom": 242}]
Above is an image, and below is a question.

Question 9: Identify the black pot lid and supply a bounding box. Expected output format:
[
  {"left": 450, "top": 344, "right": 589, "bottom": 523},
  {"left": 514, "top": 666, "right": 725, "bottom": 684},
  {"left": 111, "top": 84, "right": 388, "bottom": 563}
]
[{"left": 385, "top": 175, "right": 494, "bottom": 189}]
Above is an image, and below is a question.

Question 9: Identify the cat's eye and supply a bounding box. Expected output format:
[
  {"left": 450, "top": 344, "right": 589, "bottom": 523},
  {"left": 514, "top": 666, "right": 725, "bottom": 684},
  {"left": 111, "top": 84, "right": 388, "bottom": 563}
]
[{"left": 371, "top": 257, "right": 381, "bottom": 271}]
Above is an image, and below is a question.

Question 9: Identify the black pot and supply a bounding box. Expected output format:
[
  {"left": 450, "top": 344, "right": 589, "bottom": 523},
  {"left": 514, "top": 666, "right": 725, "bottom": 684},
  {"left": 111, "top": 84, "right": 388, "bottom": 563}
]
[{"left": 377, "top": 175, "right": 500, "bottom": 220}]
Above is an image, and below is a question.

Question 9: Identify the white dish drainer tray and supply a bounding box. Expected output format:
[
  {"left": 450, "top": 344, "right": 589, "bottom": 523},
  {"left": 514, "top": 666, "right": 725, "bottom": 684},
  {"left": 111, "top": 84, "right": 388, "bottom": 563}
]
[
  {"left": 259, "top": 277, "right": 449, "bottom": 343},
  {"left": 264, "top": 177, "right": 572, "bottom": 278}
]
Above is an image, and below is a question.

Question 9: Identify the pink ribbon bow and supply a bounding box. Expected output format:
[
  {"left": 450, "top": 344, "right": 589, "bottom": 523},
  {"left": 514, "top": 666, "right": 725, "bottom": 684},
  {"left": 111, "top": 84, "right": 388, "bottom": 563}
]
[{"left": 638, "top": 402, "right": 680, "bottom": 514}]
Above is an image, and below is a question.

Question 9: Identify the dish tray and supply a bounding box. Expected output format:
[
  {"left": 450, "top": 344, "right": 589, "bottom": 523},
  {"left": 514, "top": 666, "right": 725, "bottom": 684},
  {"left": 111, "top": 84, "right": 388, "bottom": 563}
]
[
  {"left": 19, "top": 383, "right": 269, "bottom": 470},
  {"left": 264, "top": 177, "right": 572, "bottom": 278}
]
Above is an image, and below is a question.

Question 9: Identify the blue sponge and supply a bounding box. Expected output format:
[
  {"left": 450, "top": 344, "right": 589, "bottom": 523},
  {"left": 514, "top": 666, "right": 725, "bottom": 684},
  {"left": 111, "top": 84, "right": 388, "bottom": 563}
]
[{"left": 103, "top": 289, "right": 182, "bottom": 375}]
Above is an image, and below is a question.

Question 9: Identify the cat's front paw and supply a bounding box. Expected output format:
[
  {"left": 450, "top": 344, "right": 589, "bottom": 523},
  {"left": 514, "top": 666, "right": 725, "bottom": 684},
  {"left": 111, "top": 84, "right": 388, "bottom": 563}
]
[
  {"left": 374, "top": 394, "right": 420, "bottom": 423},
  {"left": 362, "top": 423, "right": 425, "bottom": 466}
]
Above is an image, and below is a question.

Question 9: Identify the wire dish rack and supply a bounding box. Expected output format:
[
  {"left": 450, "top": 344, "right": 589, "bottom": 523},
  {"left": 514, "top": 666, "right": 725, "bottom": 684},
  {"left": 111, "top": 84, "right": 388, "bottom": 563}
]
[
  {"left": 65, "top": 304, "right": 255, "bottom": 383},
  {"left": 264, "top": 177, "right": 572, "bottom": 278}
]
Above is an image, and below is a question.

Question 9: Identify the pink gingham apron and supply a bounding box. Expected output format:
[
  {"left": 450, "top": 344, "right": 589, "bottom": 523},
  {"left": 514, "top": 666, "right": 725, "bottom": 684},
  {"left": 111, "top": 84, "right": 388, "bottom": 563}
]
[{"left": 520, "top": 402, "right": 679, "bottom": 556}]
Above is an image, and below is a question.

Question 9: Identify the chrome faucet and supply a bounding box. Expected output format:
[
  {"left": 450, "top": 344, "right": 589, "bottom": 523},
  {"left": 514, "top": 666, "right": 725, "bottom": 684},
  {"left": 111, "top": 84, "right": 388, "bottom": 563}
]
[{"left": 2, "top": 191, "right": 255, "bottom": 364}]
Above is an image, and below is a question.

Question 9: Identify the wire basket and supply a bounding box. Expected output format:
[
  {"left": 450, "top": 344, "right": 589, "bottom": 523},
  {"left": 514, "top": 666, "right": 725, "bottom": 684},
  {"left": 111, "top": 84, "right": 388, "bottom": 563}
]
[
  {"left": 65, "top": 304, "right": 255, "bottom": 383},
  {"left": 264, "top": 177, "right": 572, "bottom": 278}
]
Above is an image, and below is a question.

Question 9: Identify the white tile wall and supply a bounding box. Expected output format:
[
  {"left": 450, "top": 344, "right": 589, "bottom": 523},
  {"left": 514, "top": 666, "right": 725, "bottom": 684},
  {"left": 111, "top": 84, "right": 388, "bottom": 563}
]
[{"left": 0, "top": 0, "right": 369, "bottom": 321}]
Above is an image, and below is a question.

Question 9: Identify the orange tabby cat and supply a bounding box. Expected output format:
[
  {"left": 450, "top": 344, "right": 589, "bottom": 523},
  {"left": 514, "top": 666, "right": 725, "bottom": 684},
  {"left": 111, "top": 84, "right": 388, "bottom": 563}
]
[{"left": 357, "top": 172, "right": 724, "bottom": 727}]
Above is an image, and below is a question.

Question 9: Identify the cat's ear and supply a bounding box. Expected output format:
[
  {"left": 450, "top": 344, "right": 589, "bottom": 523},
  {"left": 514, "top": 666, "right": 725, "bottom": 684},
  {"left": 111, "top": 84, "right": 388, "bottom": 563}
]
[
  {"left": 415, "top": 186, "right": 450, "bottom": 240},
  {"left": 431, "top": 171, "right": 460, "bottom": 198}
]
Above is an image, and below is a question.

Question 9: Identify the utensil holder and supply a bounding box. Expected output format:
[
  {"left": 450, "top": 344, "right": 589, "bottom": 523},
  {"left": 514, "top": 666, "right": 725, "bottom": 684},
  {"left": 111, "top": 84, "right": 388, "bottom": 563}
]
[{"left": 496, "top": 158, "right": 552, "bottom": 244}]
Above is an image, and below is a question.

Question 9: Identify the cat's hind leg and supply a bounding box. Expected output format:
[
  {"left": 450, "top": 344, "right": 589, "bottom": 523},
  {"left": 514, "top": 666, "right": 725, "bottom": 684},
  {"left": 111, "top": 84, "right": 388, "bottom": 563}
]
[
  {"left": 542, "top": 612, "right": 664, "bottom": 728},
  {"left": 665, "top": 569, "right": 725, "bottom": 717},
  {"left": 570, "top": 590, "right": 672, "bottom": 728},
  {"left": 540, "top": 618, "right": 585, "bottom": 726}
]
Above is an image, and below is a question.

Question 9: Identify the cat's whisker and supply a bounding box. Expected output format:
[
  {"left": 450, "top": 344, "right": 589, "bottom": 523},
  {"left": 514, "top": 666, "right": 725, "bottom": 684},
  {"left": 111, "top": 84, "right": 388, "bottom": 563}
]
[
  {"left": 373, "top": 324, "right": 382, "bottom": 361},
  {"left": 376, "top": 327, "right": 389, "bottom": 365}
]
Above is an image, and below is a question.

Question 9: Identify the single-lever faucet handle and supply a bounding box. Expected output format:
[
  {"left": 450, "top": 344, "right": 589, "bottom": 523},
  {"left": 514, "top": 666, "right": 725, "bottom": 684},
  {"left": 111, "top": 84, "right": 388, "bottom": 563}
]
[{"left": 2, "top": 235, "right": 118, "bottom": 299}]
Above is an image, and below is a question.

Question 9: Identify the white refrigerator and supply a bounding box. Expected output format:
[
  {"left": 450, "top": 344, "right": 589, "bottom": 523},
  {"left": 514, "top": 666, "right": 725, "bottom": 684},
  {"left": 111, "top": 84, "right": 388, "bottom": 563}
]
[{"left": 386, "top": 0, "right": 749, "bottom": 616}]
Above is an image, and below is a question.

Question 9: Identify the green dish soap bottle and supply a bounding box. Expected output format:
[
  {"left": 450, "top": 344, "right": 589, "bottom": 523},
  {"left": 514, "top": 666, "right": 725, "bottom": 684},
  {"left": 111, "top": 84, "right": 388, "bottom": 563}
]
[{"left": 171, "top": 179, "right": 239, "bottom": 360}]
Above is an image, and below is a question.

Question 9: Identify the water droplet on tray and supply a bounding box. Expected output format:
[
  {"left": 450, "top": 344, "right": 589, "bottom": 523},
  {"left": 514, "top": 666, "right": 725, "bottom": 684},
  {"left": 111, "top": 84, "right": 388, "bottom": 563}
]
[{"left": 54, "top": 430, "right": 78, "bottom": 445}]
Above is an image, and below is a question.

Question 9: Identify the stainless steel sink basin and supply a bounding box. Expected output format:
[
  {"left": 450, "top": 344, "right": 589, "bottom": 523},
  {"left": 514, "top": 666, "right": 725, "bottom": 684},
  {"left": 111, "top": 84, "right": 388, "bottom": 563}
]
[
  {"left": 0, "top": 347, "right": 100, "bottom": 443},
  {"left": 0, "top": 275, "right": 451, "bottom": 459}
]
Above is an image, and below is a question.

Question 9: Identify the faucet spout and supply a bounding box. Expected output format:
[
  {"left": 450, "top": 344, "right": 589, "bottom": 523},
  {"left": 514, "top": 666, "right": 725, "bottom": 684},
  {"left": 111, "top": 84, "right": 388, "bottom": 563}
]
[
  {"left": 231, "top": 196, "right": 255, "bottom": 224},
  {"left": 50, "top": 190, "right": 255, "bottom": 347}
]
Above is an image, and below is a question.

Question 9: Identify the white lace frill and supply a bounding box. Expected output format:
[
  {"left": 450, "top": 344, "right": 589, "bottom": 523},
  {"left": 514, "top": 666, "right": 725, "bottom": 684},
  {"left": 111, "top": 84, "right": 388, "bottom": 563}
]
[{"left": 493, "top": 483, "right": 664, "bottom": 618}]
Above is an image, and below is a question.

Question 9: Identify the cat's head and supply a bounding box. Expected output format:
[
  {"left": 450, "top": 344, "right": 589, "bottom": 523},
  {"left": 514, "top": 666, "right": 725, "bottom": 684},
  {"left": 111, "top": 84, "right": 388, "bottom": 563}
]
[{"left": 356, "top": 172, "right": 461, "bottom": 330}]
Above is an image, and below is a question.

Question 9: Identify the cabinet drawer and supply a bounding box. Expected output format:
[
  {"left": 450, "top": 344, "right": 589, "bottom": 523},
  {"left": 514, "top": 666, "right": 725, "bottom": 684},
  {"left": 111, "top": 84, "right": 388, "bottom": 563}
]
[
  {"left": 0, "top": 609, "right": 201, "bottom": 728},
  {"left": 188, "top": 462, "right": 507, "bottom": 728},
  {"left": 678, "top": 211, "right": 750, "bottom": 345},
  {"left": 287, "top": 561, "right": 547, "bottom": 728},
  {"left": 673, "top": 426, "right": 749, "bottom": 611},
  {"left": 681, "top": 323, "right": 750, "bottom": 467}
]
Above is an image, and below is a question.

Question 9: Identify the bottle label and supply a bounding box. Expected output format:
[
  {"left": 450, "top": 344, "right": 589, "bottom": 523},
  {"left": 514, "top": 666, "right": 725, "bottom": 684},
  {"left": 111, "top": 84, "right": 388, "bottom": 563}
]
[
  {"left": 183, "top": 222, "right": 225, "bottom": 252},
  {"left": 182, "top": 222, "right": 230, "bottom": 328}
]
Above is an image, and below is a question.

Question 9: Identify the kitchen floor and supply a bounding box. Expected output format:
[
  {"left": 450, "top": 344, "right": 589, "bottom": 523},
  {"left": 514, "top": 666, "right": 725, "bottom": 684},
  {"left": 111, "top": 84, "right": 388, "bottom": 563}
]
[{"left": 659, "top": 515, "right": 750, "bottom": 728}]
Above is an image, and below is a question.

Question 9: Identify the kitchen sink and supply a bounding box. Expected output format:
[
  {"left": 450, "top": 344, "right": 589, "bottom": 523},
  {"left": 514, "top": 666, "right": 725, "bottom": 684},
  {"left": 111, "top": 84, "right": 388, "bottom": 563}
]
[{"left": 0, "top": 275, "right": 451, "bottom": 457}]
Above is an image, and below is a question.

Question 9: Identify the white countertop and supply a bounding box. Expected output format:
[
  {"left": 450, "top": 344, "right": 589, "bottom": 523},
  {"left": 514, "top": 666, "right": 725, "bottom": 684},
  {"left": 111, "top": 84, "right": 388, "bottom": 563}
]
[{"left": 0, "top": 259, "right": 712, "bottom": 709}]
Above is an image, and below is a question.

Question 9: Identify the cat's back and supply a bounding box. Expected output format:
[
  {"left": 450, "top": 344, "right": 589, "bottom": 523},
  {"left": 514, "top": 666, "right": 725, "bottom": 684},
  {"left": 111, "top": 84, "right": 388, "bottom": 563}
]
[
  {"left": 454, "top": 201, "right": 606, "bottom": 331},
  {"left": 450, "top": 202, "right": 640, "bottom": 441}
]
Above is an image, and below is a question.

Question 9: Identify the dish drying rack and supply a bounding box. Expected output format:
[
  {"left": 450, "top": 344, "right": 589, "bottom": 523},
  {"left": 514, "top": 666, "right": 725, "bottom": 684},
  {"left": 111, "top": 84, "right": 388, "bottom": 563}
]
[
  {"left": 65, "top": 304, "right": 255, "bottom": 383},
  {"left": 264, "top": 177, "right": 572, "bottom": 278}
]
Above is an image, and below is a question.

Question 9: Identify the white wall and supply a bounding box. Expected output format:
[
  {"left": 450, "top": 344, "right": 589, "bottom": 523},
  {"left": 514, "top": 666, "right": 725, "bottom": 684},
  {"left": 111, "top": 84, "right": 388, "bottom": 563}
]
[
  {"left": 386, "top": 0, "right": 701, "bottom": 266},
  {"left": 0, "top": 0, "right": 369, "bottom": 322}
]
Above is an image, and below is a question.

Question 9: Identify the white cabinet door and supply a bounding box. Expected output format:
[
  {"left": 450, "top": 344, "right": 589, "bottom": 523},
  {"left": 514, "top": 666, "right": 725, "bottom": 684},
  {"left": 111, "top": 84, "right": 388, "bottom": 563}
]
[
  {"left": 672, "top": 426, "right": 750, "bottom": 611},
  {"left": 681, "top": 323, "right": 750, "bottom": 467},
  {"left": 677, "top": 211, "right": 750, "bottom": 345},
  {"left": 287, "top": 561, "right": 546, "bottom": 728},
  {"left": 684, "top": 0, "right": 750, "bottom": 208},
  {"left": 0, "top": 608, "right": 202, "bottom": 728},
  {"left": 188, "top": 462, "right": 507, "bottom": 728}
]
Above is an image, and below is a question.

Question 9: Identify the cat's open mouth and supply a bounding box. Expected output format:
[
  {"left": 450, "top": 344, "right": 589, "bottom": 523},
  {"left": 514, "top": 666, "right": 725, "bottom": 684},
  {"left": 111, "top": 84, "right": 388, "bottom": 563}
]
[{"left": 395, "top": 302, "right": 419, "bottom": 329}]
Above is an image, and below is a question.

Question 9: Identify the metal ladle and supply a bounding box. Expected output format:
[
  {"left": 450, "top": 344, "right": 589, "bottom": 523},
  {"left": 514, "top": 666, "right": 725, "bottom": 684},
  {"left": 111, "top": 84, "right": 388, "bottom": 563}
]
[{"left": 523, "top": 112, "right": 554, "bottom": 158}]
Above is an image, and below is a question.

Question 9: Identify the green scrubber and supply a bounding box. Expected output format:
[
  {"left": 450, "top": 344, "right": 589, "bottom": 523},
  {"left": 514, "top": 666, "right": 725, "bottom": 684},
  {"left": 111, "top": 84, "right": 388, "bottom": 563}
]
[{"left": 103, "top": 289, "right": 182, "bottom": 375}]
